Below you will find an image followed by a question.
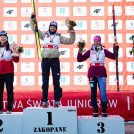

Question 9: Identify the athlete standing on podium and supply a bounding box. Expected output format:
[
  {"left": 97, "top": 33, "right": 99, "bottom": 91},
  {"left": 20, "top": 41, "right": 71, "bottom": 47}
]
[
  {"left": 0, "top": 31, "right": 20, "bottom": 114},
  {"left": 77, "top": 35, "right": 119, "bottom": 117},
  {"left": 30, "top": 13, "right": 76, "bottom": 108}
]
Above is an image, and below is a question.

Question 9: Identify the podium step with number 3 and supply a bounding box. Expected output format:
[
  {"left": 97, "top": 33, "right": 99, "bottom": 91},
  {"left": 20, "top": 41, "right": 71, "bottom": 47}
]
[{"left": 78, "top": 115, "right": 125, "bottom": 134}]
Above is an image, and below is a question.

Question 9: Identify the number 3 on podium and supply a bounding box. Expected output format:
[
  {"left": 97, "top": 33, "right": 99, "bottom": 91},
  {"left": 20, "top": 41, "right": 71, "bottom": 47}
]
[{"left": 97, "top": 122, "right": 105, "bottom": 133}]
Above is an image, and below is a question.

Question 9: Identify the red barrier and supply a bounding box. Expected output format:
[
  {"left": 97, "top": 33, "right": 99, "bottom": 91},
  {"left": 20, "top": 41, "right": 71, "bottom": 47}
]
[{"left": 2, "top": 91, "right": 134, "bottom": 120}]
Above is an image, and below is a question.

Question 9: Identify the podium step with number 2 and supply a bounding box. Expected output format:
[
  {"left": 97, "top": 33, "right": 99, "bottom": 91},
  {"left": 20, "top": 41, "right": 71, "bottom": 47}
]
[{"left": 0, "top": 112, "right": 23, "bottom": 134}]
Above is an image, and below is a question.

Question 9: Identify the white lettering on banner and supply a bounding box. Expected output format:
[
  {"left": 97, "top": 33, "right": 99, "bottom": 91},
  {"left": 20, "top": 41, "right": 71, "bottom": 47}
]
[
  {"left": 27, "top": 98, "right": 32, "bottom": 107},
  {"left": 17, "top": 101, "right": 23, "bottom": 109},
  {"left": 3, "top": 101, "right": 7, "bottom": 109},
  {"left": 108, "top": 99, "right": 118, "bottom": 108},
  {"left": 97, "top": 100, "right": 101, "bottom": 108},
  {"left": 2, "top": 97, "right": 132, "bottom": 111},
  {"left": 67, "top": 99, "right": 117, "bottom": 108},
  {"left": 33, "top": 100, "right": 42, "bottom": 107},
  {"left": 127, "top": 96, "right": 130, "bottom": 110},
  {"left": 78, "top": 100, "right": 84, "bottom": 108}
]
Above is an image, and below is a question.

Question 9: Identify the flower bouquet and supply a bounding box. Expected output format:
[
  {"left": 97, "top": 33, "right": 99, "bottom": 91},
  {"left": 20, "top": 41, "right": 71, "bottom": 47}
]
[
  {"left": 77, "top": 40, "right": 86, "bottom": 53},
  {"left": 10, "top": 42, "right": 24, "bottom": 57},
  {"left": 65, "top": 18, "right": 76, "bottom": 33}
]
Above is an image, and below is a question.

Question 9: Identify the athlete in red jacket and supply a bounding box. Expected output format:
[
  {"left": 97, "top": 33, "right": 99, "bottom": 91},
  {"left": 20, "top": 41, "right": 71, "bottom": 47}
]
[{"left": 0, "top": 31, "right": 19, "bottom": 114}]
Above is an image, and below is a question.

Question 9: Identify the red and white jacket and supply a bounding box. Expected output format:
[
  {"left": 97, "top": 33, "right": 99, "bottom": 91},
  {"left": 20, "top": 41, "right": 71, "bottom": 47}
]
[{"left": 0, "top": 44, "right": 19, "bottom": 74}]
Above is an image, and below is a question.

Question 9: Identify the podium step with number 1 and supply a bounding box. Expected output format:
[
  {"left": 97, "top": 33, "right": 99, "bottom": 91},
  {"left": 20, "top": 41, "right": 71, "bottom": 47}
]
[{"left": 23, "top": 106, "right": 77, "bottom": 134}]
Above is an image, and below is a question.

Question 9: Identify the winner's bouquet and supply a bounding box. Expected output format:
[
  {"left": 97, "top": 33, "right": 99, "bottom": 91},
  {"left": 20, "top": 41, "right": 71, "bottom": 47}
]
[
  {"left": 65, "top": 18, "right": 76, "bottom": 33},
  {"left": 77, "top": 40, "right": 86, "bottom": 53},
  {"left": 10, "top": 42, "right": 24, "bottom": 57}
]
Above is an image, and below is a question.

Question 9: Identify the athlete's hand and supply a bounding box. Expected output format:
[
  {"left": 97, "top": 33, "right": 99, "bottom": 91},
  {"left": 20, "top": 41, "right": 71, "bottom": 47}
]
[{"left": 31, "top": 13, "right": 36, "bottom": 18}]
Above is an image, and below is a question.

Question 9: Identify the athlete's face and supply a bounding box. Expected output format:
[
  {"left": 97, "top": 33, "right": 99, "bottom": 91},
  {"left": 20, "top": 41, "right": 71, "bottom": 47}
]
[
  {"left": 94, "top": 39, "right": 101, "bottom": 46},
  {"left": 0, "top": 36, "right": 8, "bottom": 45},
  {"left": 49, "top": 26, "right": 57, "bottom": 33}
]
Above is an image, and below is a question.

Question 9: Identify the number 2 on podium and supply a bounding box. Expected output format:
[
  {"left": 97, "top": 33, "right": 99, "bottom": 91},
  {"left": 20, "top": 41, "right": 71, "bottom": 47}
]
[{"left": 0, "top": 119, "right": 3, "bottom": 132}]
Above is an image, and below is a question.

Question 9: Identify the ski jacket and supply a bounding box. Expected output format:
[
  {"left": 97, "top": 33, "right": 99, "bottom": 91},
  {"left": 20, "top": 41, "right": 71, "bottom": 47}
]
[{"left": 30, "top": 18, "right": 76, "bottom": 58}]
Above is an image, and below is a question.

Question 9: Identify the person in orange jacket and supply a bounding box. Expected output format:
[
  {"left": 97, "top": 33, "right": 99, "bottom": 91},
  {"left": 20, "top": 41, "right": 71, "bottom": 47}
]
[{"left": 0, "top": 31, "right": 19, "bottom": 114}]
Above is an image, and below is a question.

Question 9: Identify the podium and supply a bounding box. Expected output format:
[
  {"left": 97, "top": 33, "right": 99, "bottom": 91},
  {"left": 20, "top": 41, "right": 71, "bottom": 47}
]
[
  {"left": 0, "top": 112, "right": 23, "bottom": 134},
  {"left": 0, "top": 107, "right": 126, "bottom": 134},
  {"left": 78, "top": 115, "right": 125, "bottom": 134},
  {"left": 23, "top": 107, "right": 77, "bottom": 134}
]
